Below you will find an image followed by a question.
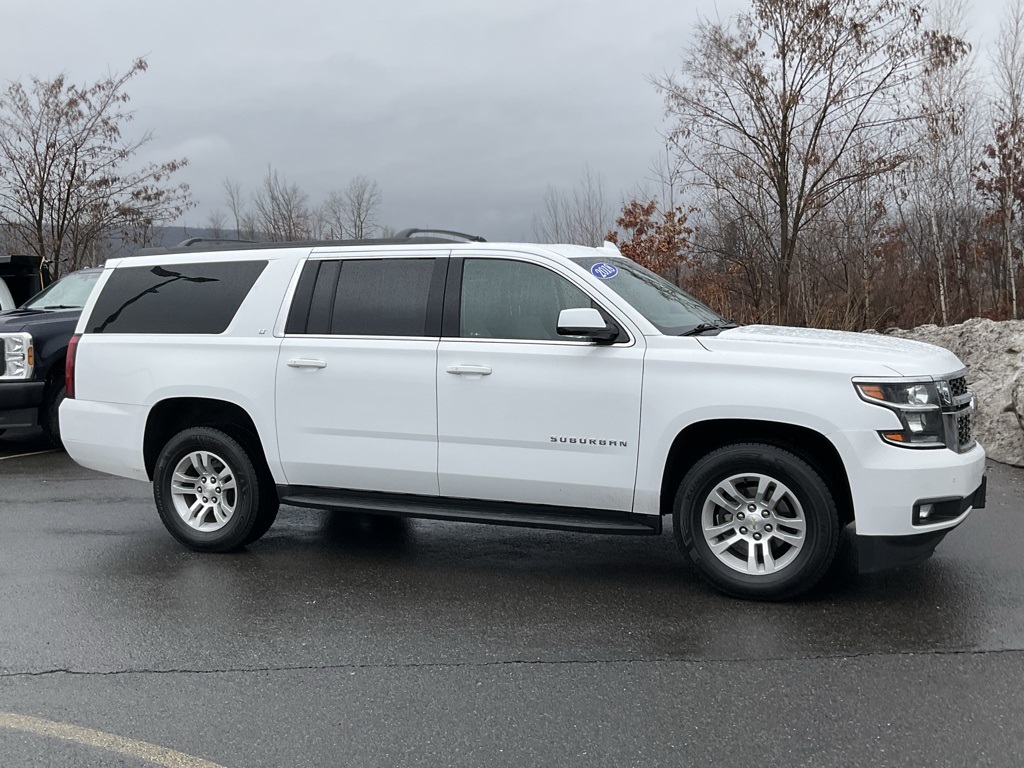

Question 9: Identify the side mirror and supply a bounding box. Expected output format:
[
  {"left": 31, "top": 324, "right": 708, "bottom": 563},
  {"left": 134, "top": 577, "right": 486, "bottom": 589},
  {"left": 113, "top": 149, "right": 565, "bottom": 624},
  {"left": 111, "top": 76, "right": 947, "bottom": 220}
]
[{"left": 557, "top": 307, "right": 619, "bottom": 342}]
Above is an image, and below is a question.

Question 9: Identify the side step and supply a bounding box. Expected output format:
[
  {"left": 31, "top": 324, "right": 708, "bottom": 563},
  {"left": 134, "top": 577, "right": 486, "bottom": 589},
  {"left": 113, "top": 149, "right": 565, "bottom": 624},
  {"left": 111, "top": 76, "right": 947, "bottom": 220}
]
[{"left": 277, "top": 486, "right": 662, "bottom": 536}]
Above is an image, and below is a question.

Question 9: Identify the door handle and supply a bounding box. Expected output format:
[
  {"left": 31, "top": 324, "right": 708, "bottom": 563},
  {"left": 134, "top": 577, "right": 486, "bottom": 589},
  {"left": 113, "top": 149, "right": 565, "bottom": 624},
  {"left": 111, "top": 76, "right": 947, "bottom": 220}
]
[
  {"left": 446, "top": 364, "right": 492, "bottom": 376},
  {"left": 287, "top": 358, "right": 327, "bottom": 369}
]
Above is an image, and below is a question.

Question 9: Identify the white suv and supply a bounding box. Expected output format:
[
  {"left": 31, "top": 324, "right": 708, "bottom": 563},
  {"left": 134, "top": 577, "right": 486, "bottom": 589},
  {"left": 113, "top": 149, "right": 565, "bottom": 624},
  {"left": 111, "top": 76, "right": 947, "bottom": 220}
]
[{"left": 61, "top": 231, "right": 986, "bottom": 599}]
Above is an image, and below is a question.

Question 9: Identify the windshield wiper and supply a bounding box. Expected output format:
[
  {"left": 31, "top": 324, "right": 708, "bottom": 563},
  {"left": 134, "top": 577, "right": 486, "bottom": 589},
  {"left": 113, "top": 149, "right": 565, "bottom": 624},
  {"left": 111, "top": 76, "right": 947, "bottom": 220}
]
[
  {"left": 680, "top": 322, "right": 738, "bottom": 336},
  {"left": 38, "top": 304, "right": 81, "bottom": 310}
]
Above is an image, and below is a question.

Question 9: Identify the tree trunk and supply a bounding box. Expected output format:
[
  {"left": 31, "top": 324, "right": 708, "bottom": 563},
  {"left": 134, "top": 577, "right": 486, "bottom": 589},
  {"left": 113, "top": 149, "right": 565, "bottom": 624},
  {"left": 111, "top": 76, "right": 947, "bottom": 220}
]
[
  {"left": 929, "top": 210, "right": 949, "bottom": 325},
  {"left": 1005, "top": 201, "right": 1018, "bottom": 319}
]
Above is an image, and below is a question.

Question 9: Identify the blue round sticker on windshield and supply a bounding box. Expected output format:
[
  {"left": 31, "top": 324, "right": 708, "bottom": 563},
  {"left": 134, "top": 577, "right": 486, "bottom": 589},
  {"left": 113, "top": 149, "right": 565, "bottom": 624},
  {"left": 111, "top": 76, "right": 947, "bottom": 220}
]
[{"left": 591, "top": 262, "right": 618, "bottom": 279}]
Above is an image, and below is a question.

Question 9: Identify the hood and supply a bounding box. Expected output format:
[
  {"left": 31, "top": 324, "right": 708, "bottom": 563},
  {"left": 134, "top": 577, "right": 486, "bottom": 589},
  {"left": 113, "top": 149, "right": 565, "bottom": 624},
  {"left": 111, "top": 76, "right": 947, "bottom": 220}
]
[
  {"left": 697, "top": 324, "right": 964, "bottom": 378},
  {"left": 0, "top": 307, "right": 82, "bottom": 335}
]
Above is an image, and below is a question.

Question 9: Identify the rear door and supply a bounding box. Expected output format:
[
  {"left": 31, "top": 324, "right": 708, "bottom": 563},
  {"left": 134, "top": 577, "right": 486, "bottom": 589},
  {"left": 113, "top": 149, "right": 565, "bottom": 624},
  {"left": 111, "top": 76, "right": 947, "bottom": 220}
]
[{"left": 275, "top": 253, "right": 447, "bottom": 495}]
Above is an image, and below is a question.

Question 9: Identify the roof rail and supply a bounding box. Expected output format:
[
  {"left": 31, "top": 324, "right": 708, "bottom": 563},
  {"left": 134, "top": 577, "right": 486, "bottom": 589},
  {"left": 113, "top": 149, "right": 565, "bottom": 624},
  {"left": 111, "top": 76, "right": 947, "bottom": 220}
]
[
  {"left": 176, "top": 237, "right": 259, "bottom": 248},
  {"left": 134, "top": 229, "right": 486, "bottom": 256},
  {"left": 395, "top": 228, "right": 486, "bottom": 242}
]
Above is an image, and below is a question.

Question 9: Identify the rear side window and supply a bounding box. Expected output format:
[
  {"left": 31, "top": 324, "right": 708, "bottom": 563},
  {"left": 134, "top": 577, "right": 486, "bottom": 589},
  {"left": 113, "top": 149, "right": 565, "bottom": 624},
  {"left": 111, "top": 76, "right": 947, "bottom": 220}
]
[
  {"left": 87, "top": 261, "right": 267, "bottom": 334},
  {"left": 288, "top": 258, "right": 444, "bottom": 337}
]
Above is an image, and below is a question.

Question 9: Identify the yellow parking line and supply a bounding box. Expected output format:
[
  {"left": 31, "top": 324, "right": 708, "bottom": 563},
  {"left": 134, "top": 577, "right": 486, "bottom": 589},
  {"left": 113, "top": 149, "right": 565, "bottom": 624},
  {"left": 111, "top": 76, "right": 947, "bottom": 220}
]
[
  {"left": 0, "top": 711, "right": 231, "bottom": 768},
  {"left": 0, "top": 449, "right": 58, "bottom": 461}
]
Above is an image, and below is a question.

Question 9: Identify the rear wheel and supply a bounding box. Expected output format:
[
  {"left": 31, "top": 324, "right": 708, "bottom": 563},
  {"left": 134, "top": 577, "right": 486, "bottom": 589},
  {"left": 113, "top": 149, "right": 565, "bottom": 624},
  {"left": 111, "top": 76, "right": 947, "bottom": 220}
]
[
  {"left": 153, "top": 427, "right": 269, "bottom": 552},
  {"left": 674, "top": 442, "right": 840, "bottom": 601}
]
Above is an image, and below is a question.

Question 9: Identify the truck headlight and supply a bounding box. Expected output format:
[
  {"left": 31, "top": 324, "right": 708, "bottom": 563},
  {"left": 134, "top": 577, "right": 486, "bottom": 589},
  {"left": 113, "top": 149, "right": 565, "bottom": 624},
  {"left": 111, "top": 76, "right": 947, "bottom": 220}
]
[
  {"left": 1, "top": 332, "right": 35, "bottom": 380},
  {"left": 855, "top": 380, "right": 945, "bottom": 447}
]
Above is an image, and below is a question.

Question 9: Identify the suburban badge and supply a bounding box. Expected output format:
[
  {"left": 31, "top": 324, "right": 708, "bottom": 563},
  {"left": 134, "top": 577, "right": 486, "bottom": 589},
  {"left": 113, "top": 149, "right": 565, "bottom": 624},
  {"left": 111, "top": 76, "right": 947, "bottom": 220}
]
[{"left": 550, "top": 436, "right": 628, "bottom": 447}]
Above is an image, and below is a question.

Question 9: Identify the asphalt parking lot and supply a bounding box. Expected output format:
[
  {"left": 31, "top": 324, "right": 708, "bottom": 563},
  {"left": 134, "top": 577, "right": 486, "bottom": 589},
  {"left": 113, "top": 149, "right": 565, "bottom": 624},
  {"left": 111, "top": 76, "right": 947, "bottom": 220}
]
[{"left": 1, "top": 427, "right": 1023, "bottom": 767}]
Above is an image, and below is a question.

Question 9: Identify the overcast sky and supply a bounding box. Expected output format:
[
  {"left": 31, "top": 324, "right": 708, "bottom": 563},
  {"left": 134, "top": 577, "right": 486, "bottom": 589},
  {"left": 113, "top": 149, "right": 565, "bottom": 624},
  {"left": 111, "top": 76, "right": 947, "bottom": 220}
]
[{"left": 2, "top": 0, "right": 1013, "bottom": 241}]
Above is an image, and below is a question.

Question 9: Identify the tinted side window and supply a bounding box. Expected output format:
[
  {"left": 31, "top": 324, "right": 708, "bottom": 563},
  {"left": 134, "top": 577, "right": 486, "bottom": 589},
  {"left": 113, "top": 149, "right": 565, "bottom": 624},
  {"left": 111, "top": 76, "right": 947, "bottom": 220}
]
[
  {"left": 88, "top": 261, "right": 267, "bottom": 334},
  {"left": 297, "top": 258, "right": 440, "bottom": 337},
  {"left": 460, "top": 259, "right": 592, "bottom": 340},
  {"left": 306, "top": 261, "right": 342, "bottom": 335},
  {"left": 284, "top": 260, "right": 321, "bottom": 334}
]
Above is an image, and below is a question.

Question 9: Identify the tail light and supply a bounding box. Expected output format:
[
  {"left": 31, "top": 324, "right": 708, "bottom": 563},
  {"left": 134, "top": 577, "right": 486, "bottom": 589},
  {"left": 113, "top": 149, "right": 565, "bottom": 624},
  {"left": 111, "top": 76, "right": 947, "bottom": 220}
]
[{"left": 66, "top": 334, "right": 81, "bottom": 399}]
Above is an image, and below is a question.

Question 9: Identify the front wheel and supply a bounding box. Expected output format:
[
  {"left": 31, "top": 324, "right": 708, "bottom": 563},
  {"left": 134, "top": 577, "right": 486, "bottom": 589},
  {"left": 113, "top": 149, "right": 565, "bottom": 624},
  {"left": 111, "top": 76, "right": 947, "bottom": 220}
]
[
  {"left": 41, "top": 379, "right": 66, "bottom": 448},
  {"left": 674, "top": 442, "right": 841, "bottom": 601},
  {"left": 153, "top": 427, "right": 268, "bottom": 552}
]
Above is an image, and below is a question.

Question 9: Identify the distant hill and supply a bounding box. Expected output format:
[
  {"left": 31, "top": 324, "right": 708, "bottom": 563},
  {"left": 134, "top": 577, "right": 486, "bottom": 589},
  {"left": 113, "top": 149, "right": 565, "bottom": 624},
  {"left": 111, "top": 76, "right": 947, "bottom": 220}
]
[{"left": 99, "top": 226, "right": 242, "bottom": 259}]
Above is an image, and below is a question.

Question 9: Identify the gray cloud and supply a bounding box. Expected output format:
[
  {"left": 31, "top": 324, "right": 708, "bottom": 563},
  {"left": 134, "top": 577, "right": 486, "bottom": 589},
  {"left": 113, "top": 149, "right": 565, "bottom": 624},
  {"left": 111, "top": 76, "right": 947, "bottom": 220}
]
[{"left": 2, "top": 0, "right": 1009, "bottom": 241}]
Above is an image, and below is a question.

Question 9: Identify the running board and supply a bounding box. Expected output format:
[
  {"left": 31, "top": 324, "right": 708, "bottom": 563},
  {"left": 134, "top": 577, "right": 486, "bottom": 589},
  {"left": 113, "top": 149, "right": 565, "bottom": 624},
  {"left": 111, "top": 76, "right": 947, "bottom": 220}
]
[{"left": 277, "top": 486, "right": 662, "bottom": 536}]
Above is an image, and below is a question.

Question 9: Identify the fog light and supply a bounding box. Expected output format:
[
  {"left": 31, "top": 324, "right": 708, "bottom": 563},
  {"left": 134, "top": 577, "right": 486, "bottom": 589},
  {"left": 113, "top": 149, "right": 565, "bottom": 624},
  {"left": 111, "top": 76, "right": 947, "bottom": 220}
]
[{"left": 919, "top": 503, "right": 933, "bottom": 520}]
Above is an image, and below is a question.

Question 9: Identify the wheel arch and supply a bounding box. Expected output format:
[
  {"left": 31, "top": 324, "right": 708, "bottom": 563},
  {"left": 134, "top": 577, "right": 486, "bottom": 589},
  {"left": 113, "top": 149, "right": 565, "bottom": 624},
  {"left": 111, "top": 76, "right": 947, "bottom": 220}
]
[
  {"left": 38, "top": 353, "right": 68, "bottom": 442},
  {"left": 143, "top": 397, "right": 272, "bottom": 481},
  {"left": 39, "top": 352, "right": 67, "bottom": 383},
  {"left": 659, "top": 419, "right": 854, "bottom": 525}
]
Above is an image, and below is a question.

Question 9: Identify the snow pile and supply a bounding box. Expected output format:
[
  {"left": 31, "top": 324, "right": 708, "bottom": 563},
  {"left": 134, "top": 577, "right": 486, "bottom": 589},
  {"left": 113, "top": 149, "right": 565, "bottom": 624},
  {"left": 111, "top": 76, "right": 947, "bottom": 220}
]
[{"left": 883, "top": 318, "right": 1024, "bottom": 466}]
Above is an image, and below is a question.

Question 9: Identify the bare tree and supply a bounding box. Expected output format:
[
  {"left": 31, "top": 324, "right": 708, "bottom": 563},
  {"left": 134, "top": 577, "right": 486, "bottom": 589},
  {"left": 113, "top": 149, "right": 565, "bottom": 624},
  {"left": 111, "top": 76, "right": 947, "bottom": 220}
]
[
  {"left": 249, "top": 166, "right": 312, "bottom": 241},
  {"left": 314, "top": 178, "right": 384, "bottom": 240},
  {"left": 992, "top": 0, "right": 1024, "bottom": 158},
  {"left": 978, "top": 0, "right": 1024, "bottom": 318},
  {"left": 654, "top": 0, "right": 968, "bottom": 323},
  {"left": 532, "top": 167, "right": 613, "bottom": 246},
  {"left": 223, "top": 178, "right": 245, "bottom": 239},
  {"left": 307, "top": 202, "right": 328, "bottom": 240},
  {"left": 896, "top": 0, "right": 983, "bottom": 324},
  {"left": 206, "top": 210, "right": 227, "bottom": 239},
  {"left": 321, "top": 189, "right": 347, "bottom": 239},
  {"left": 0, "top": 58, "right": 193, "bottom": 276},
  {"left": 644, "top": 149, "right": 688, "bottom": 215},
  {"left": 341, "top": 175, "right": 382, "bottom": 239}
]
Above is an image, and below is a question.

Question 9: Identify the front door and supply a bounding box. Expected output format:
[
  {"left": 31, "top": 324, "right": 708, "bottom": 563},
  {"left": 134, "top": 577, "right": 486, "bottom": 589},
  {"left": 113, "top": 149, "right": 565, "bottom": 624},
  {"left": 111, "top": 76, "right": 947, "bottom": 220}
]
[{"left": 436, "top": 256, "right": 645, "bottom": 511}]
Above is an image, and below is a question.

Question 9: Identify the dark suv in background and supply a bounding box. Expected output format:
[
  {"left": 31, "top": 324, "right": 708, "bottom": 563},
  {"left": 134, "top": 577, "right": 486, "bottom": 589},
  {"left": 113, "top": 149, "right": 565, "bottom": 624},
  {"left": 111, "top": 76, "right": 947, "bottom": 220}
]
[
  {"left": 0, "top": 267, "right": 101, "bottom": 445},
  {"left": 0, "top": 254, "right": 48, "bottom": 311}
]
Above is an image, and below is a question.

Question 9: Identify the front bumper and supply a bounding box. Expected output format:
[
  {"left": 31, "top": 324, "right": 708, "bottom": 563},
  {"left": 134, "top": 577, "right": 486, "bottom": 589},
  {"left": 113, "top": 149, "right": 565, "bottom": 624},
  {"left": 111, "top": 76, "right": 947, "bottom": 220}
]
[
  {"left": 0, "top": 380, "right": 45, "bottom": 428},
  {"left": 857, "top": 476, "right": 986, "bottom": 573},
  {"left": 833, "top": 429, "right": 986, "bottom": 537}
]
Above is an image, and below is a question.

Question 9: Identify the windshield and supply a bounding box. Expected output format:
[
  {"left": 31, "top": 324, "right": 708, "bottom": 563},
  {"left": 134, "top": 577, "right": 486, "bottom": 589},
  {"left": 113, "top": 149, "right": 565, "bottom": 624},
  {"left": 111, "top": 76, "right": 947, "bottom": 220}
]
[
  {"left": 23, "top": 271, "right": 101, "bottom": 310},
  {"left": 571, "top": 257, "right": 726, "bottom": 335}
]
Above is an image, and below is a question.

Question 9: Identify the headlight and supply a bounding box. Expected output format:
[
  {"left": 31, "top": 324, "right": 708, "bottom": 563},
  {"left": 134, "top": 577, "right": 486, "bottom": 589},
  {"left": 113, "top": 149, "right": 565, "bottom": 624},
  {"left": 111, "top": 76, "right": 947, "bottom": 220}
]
[
  {"left": 0, "top": 332, "right": 35, "bottom": 380},
  {"left": 855, "top": 380, "right": 944, "bottom": 447}
]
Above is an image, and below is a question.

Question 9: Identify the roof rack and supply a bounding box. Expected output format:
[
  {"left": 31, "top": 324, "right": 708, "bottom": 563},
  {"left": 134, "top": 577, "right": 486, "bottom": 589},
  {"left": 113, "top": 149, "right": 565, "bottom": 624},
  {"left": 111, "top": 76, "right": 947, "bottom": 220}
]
[
  {"left": 135, "top": 228, "right": 486, "bottom": 256},
  {"left": 176, "top": 237, "right": 260, "bottom": 248},
  {"left": 394, "top": 228, "right": 486, "bottom": 242}
]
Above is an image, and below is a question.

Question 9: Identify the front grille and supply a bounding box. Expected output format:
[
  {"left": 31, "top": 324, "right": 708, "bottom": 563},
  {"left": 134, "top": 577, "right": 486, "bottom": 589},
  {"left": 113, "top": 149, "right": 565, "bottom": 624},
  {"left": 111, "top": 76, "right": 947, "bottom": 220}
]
[
  {"left": 957, "top": 412, "right": 972, "bottom": 447},
  {"left": 949, "top": 376, "right": 968, "bottom": 397}
]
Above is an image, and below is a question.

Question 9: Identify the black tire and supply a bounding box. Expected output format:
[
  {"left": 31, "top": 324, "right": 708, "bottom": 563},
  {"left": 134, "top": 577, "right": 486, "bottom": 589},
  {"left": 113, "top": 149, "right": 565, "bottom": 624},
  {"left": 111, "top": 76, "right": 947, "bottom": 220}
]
[
  {"left": 153, "top": 427, "right": 267, "bottom": 552},
  {"left": 242, "top": 481, "right": 280, "bottom": 545},
  {"left": 40, "top": 379, "right": 66, "bottom": 449},
  {"left": 674, "top": 442, "right": 840, "bottom": 601},
  {"left": 228, "top": 428, "right": 279, "bottom": 546}
]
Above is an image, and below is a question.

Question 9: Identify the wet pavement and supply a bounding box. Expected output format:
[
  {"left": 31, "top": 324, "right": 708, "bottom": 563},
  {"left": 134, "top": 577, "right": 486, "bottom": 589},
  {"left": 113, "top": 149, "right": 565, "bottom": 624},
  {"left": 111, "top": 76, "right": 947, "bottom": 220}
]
[{"left": 1, "top": 429, "right": 1023, "bottom": 766}]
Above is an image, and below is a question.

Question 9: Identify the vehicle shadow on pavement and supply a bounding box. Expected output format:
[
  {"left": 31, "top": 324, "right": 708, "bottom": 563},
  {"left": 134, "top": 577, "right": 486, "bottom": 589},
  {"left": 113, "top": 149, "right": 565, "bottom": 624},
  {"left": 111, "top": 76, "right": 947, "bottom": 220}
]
[
  {"left": 51, "top": 501, "right": 991, "bottom": 663},
  {"left": 0, "top": 427, "right": 54, "bottom": 457},
  {"left": 317, "top": 511, "right": 414, "bottom": 553}
]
